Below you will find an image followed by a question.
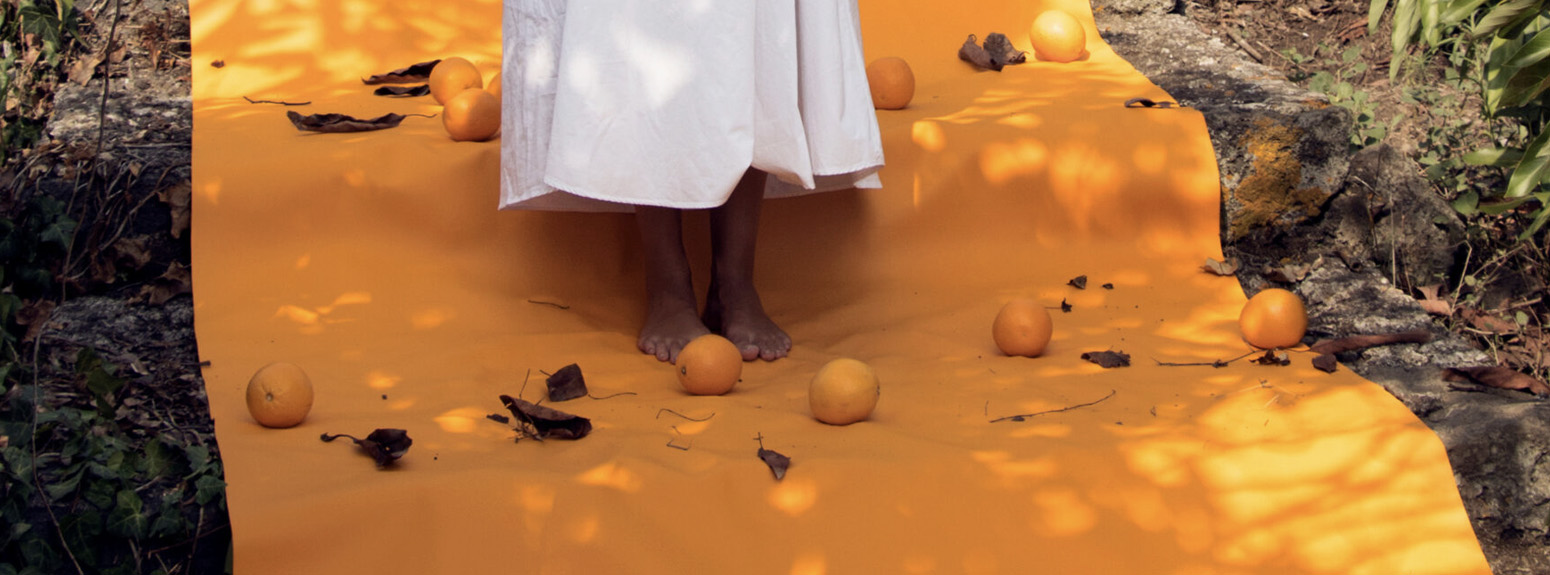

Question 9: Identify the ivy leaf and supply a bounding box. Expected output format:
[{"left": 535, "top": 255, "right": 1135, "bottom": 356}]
[
  {"left": 194, "top": 474, "right": 226, "bottom": 507},
  {"left": 106, "top": 490, "right": 148, "bottom": 539}
]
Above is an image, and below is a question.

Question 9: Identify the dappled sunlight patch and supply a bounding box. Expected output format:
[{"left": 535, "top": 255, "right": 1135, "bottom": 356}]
[
  {"left": 577, "top": 462, "right": 643, "bottom": 493},
  {"left": 1029, "top": 488, "right": 1097, "bottom": 537},
  {"left": 768, "top": 477, "right": 819, "bottom": 517}
]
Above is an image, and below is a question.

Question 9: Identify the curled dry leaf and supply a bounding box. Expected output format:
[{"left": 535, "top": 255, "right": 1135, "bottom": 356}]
[
  {"left": 1101, "top": 283, "right": 1114, "bottom": 290},
  {"left": 546, "top": 363, "right": 587, "bottom": 402},
  {"left": 1081, "top": 350, "right": 1131, "bottom": 368},
  {"left": 958, "top": 34, "right": 998, "bottom": 70},
  {"left": 320, "top": 428, "right": 413, "bottom": 467},
  {"left": 1201, "top": 257, "right": 1239, "bottom": 276},
  {"left": 1308, "top": 330, "right": 1432, "bottom": 355},
  {"left": 374, "top": 85, "right": 430, "bottom": 97},
  {"left": 500, "top": 395, "right": 592, "bottom": 440},
  {"left": 1252, "top": 350, "right": 1290, "bottom": 366},
  {"left": 156, "top": 181, "right": 191, "bottom": 239},
  {"left": 362, "top": 59, "right": 441, "bottom": 84},
  {"left": 1264, "top": 262, "right": 1312, "bottom": 283},
  {"left": 757, "top": 447, "right": 790, "bottom": 480},
  {"left": 131, "top": 262, "right": 192, "bottom": 305},
  {"left": 982, "top": 32, "right": 1027, "bottom": 68},
  {"left": 15, "top": 300, "right": 56, "bottom": 343},
  {"left": 1461, "top": 308, "right": 1519, "bottom": 335},
  {"left": 1060, "top": 299, "right": 1073, "bottom": 313},
  {"left": 754, "top": 435, "right": 790, "bottom": 480},
  {"left": 1415, "top": 285, "right": 1454, "bottom": 316},
  {"left": 1443, "top": 366, "right": 1550, "bottom": 397},
  {"left": 1312, "top": 354, "right": 1339, "bottom": 373},
  {"left": 286, "top": 111, "right": 430, "bottom": 133},
  {"left": 1067, "top": 275, "right": 1088, "bottom": 289}
]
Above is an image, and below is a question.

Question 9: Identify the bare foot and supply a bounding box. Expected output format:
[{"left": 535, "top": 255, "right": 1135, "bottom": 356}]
[
  {"left": 639, "top": 293, "right": 710, "bottom": 363},
  {"left": 705, "top": 278, "right": 790, "bottom": 361}
]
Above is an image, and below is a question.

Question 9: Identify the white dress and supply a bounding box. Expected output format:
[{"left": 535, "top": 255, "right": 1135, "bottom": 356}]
[{"left": 501, "top": 0, "right": 885, "bottom": 211}]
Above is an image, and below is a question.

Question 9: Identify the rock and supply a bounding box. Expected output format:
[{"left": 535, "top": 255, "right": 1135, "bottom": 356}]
[
  {"left": 1095, "top": 13, "right": 1352, "bottom": 243},
  {"left": 1295, "top": 261, "right": 1490, "bottom": 368},
  {"left": 1338, "top": 144, "right": 1467, "bottom": 290}
]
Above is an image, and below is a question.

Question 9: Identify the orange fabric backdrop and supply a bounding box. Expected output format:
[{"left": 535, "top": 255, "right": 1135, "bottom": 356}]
[{"left": 190, "top": 0, "right": 1490, "bottom": 573}]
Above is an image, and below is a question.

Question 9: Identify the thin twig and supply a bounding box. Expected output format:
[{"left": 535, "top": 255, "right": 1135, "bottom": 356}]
[
  {"left": 242, "top": 96, "right": 311, "bottom": 106},
  {"left": 27, "top": 326, "right": 86, "bottom": 575},
  {"left": 527, "top": 299, "right": 571, "bottom": 310},
  {"left": 990, "top": 389, "right": 1117, "bottom": 423},
  {"left": 1154, "top": 350, "right": 1256, "bottom": 367},
  {"left": 1226, "top": 29, "right": 1265, "bottom": 63},
  {"left": 656, "top": 408, "right": 715, "bottom": 422},
  {"left": 665, "top": 426, "right": 691, "bottom": 451},
  {"left": 587, "top": 391, "right": 637, "bottom": 400}
]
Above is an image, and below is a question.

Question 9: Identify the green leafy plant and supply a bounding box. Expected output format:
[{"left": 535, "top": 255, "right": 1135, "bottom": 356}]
[
  {"left": 1, "top": 0, "right": 82, "bottom": 165},
  {"left": 1372, "top": 0, "right": 1550, "bottom": 240},
  {"left": 0, "top": 348, "right": 230, "bottom": 575}
]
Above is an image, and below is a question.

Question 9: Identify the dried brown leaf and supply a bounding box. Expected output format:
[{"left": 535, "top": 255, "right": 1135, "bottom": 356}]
[
  {"left": 1312, "top": 354, "right": 1339, "bottom": 373},
  {"left": 286, "top": 111, "right": 429, "bottom": 133},
  {"left": 374, "top": 85, "right": 430, "bottom": 97},
  {"left": 1308, "top": 329, "right": 1432, "bottom": 355},
  {"left": 1081, "top": 350, "right": 1131, "bottom": 368},
  {"left": 1252, "top": 350, "right": 1290, "bottom": 366},
  {"left": 16, "top": 300, "right": 56, "bottom": 343},
  {"left": 958, "top": 34, "right": 998, "bottom": 70},
  {"left": 1443, "top": 366, "right": 1550, "bottom": 397},
  {"left": 983, "top": 32, "right": 1027, "bottom": 68},
  {"left": 321, "top": 428, "right": 413, "bottom": 467},
  {"left": 500, "top": 395, "right": 592, "bottom": 440},
  {"left": 545, "top": 363, "right": 587, "bottom": 402},
  {"left": 1462, "top": 308, "right": 1519, "bottom": 334},
  {"left": 758, "top": 447, "right": 790, "bottom": 480},
  {"left": 362, "top": 60, "right": 441, "bottom": 84},
  {"left": 132, "top": 262, "right": 192, "bottom": 305},
  {"left": 1068, "top": 275, "right": 1088, "bottom": 289},
  {"left": 1264, "top": 262, "right": 1312, "bottom": 283},
  {"left": 157, "top": 182, "right": 191, "bottom": 239},
  {"left": 1202, "top": 257, "right": 1239, "bottom": 276},
  {"left": 1415, "top": 284, "right": 1454, "bottom": 316}
]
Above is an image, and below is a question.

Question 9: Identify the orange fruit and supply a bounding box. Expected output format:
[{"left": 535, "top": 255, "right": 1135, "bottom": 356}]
[
  {"left": 1029, "top": 10, "right": 1086, "bottom": 63},
  {"left": 865, "top": 57, "right": 914, "bottom": 110},
  {"left": 677, "top": 334, "right": 742, "bottom": 395},
  {"left": 809, "top": 358, "right": 880, "bottom": 425},
  {"left": 430, "top": 57, "right": 483, "bottom": 105},
  {"left": 246, "top": 362, "right": 314, "bottom": 428},
  {"left": 487, "top": 71, "right": 502, "bottom": 104},
  {"left": 992, "top": 298, "right": 1053, "bottom": 357},
  {"left": 1238, "top": 288, "right": 1308, "bottom": 349},
  {"left": 442, "top": 88, "right": 501, "bottom": 142}
]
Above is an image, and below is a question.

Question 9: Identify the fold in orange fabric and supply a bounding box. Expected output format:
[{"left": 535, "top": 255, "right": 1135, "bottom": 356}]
[{"left": 190, "top": 0, "right": 1491, "bottom": 573}]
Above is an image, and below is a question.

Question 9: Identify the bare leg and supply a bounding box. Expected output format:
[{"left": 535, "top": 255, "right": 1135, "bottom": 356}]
[
  {"left": 635, "top": 206, "right": 709, "bottom": 363},
  {"left": 704, "top": 169, "right": 791, "bottom": 361}
]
